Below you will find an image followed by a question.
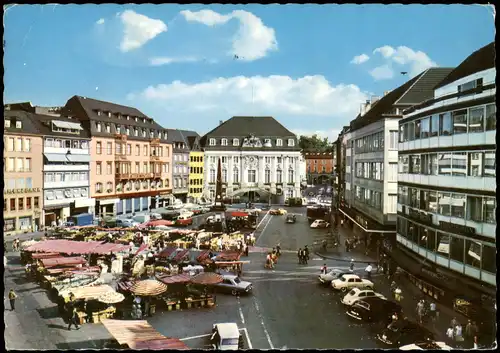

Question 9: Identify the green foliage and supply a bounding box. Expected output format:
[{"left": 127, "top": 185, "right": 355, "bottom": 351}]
[{"left": 298, "top": 134, "right": 333, "bottom": 152}]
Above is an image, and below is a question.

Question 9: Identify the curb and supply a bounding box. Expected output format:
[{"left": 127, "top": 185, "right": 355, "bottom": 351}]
[{"left": 313, "top": 251, "right": 375, "bottom": 264}]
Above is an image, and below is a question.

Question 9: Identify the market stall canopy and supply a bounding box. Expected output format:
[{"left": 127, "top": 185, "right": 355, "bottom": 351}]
[
  {"left": 231, "top": 211, "right": 248, "bottom": 218},
  {"left": 117, "top": 279, "right": 136, "bottom": 293},
  {"left": 173, "top": 249, "right": 190, "bottom": 262},
  {"left": 215, "top": 251, "right": 241, "bottom": 262},
  {"left": 40, "top": 256, "right": 87, "bottom": 268},
  {"left": 144, "top": 219, "right": 175, "bottom": 227},
  {"left": 157, "top": 273, "right": 191, "bottom": 285},
  {"left": 196, "top": 250, "right": 212, "bottom": 264},
  {"left": 134, "top": 243, "right": 149, "bottom": 257},
  {"left": 31, "top": 252, "right": 61, "bottom": 259},
  {"left": 25, "top": 239, "right": 130, "bottom": 255},
  {"left": 130, "top": 279, "right": 168, "bottom": 296},
  {"left": 101, "top": 319, "right": 189, "bottom": 350},
  {"left": 98, "top": 291, "right": 125, "bottom": 304},
  {"left": 190, "top": 272, "right": 223, "bottom": 285},
  {"left": 60, "top": 284, "right": 115, "bottom": 301},
  {"left": 157, "top": 247, "right": 177, "bottom": 258}
]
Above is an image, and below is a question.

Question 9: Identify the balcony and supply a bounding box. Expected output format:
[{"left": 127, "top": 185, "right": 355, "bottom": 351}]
[
  {"left": 115, "top": 153, "right": 128, "bottom": 161},
  {"left": 153, "top": 172, "right": 162, "bottom": 179},
  {"left": 115, "top": 172, "right": 154, "bottom": 181},
  {"left": 115, "top": 134, "right": 127, "bottom": 142}
]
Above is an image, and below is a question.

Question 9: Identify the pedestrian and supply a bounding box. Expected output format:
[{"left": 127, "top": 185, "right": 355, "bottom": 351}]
[
  {"left": 429, "top": 301, "right": 437, "bottom": 325},
  {"left": 8, "top": 289, "right": 18, "bottom": 311},
  {"left": 446, "top": 326, "right": 455, "bottom": 346},
  {"left": 304, "top": 245, "right": 309, "bottom": 264},
  {"left": 365, "top": 263, "right": 372, "bottom": 280},
  {"left": 349, "top": 259, "right": 354, "bottom": 272},
  {"left": 450, "top": 317, "right": 458, "bottom": 328},
  {"left": 244, "top": 243, "right": 249, "bottom": 257},
  {"left": 394, "top": 287, "right": 402, "bottom": 302},
  {"left": 416, "top": 300, "right": 425, "bottom": 324},
  {"left": 454, "top": 323, "right": 464, "bottom": 346},
  {"left": 67, "top": 306, "right": 81, "bottom": 330},
  {"left": 320, "top": 263, "right": 327, "bottom": 274}
]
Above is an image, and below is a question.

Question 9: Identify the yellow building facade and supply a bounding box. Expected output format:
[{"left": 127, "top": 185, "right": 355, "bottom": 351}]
[{"left": 188, "top": 151, "right": 204, "bottom": 201}]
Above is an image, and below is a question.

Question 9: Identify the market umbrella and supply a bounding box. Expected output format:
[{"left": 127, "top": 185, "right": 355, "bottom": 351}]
[
  {"left": 98, "top": 291, "right": 125, "bottom": 304},
  {"left": 130, "top": 279, "right": 168, "bottom": 296},
  {"left": 190, "top": 272, "right": 223, "bottom": 285}
]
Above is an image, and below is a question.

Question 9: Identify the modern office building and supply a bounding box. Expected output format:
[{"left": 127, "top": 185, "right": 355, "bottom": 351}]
[
  {"left": 63, "top": 96, "right": 172, "bottom": 216},
  {"left": 304, "top": 151, "right": 335, "bottom": 185},
  {"left": 3, "top": 109, "right": 44, "bottom": 234},
  {"left": 200, "top": 116, "right": 302, "bottom": 203},
  {"left": 395, "top": 42, "right": 496, "bottom": 310},
  {"left": 341, "top": 68, "right": 454, "bottom": 251}
]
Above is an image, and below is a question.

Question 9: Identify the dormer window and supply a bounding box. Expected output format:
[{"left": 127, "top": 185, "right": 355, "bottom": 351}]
[
  {"left": 143, "top": 118, "right": 147, "bottom": 123},
  {"left": 209, "top": 138, "right": 216, "bottom": 146},
  {"left": 276, "top": 139, "right": 283, "bottom": 147},
  {"left": 117, "top": 113, "right": 121, "bottom": 119},
  {"left": 142, "top": 129, "right": 146, "bottom": 137},
  {"left": 150, "top": 131, "right": 154, "bottom": 138},
  {"left": 126, "top": 127, "right": 130, "bottom": 135},
  {"left": 105, "top": 124, "right": 111, "bottom": 133},
  {"left": 264, "top": 139, "right": 272, "bottom": 147},
  {"left": 15, "top": 121, "right": 22, "bottom": 129},
  {"left": 135, "top": 117, "right": 138, "bottom": 122},
  {"left": 107, "top": 112, "right": 111, "bottom": 118},
  {"left": 134, "top": 128, "right": 138, "bottom": 136},
  {"left": 164, "top": 131, "right": 168, "bottom": 140},
  {"left": 221, "top": 138, "right": 228, "bottom": 146},
  {"left": 158, "top": 132, "right": 162, "bottom": 139},
  {"left": 126, "top": 115, "right": 130, "bottom": 120},
  {"left": 97, "top": 110, "right": 101, "bottom": 116},
  {"left": 233, "top": 138, "right": 239, "bottom": 146},
  {"left": 4, "top": 119, "right": 11, "bottom": 128},
  {"left": 96, "top": 123, "right": 102, "bottom": 132},
  {"left": 116, "top": 125, "right": 121, "bottom": 134},
  {"left": 288, "top": 139, "right": 295, "bottom": 146}
]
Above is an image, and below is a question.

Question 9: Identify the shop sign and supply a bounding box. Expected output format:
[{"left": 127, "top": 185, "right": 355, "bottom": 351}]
[
  {"left": 439, "top": 220, "right": 475, "bottom": 236},
  {"left": 4, "top": 187, "right": 41, "bottom": 194}
]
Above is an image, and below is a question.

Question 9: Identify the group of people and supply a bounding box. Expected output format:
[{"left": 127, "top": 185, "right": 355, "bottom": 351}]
[
  {"left": 446, "top": 318, "right": 480, "bottom": 348},
  {"left": 265, "top": 245, "right": 281, "bottom": 269},
  {"left": 11, "top": 238, "right": 21, "bottom": 251},
  {"left": 297, "top": 245, "right": 309, "bottom": 264}
]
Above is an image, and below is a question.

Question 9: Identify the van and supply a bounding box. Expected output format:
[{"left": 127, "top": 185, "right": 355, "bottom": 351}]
[{"left": 210, "top": 323, "right": 243, "bottom": 350}]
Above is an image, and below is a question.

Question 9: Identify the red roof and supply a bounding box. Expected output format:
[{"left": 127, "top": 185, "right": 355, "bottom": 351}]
[
  {"left": 157, "top": 273, "right": 191, "bottom": 285},
  {"left": 40, "top": 256, "right": 87, "bottom": 268},
  {"left": 173, "top": 249, "right": 189, "bottom": 262},
  {"left": 157, "top": 247, "right": 177, "bottom": 258},
  {"left": 25, "top": 239, "right": 130, "bottom": 255},
  {"left": 196, "top": 250, "right": 210, "bottom": 262},
  {"left": 215, "top": 251, "right": 241, "bottom": 261},
  {"left": 231, "top": 211, "right": 248, "bottom": 217},
  {"left": 132, "top": 338, "right": 189, "bottom": 350}
]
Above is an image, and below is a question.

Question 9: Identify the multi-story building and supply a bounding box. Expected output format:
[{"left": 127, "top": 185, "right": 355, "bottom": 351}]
[
  {"left": 200, "top": 116, "right": 302, "bottom": 203},
  {"left": 395, "top": 43, "right": 496, "bottom": 312},
  {"left": 341, "top": 68, "right": 454, "bottom": 250},
  {"left": 186, "top": 133, "right": 204, "bottom": 202},
  {"left": 166, "top": 130, "right": 194, "bottom": 203},
  {"left": 304, "top": 151, "right": 335, "bottom": 185},
  {"left": 3, "top": 109, "right": 44, "bottom": 234},
  {"left": 63, "top": 96, "right": 172, "bottom": 216}
]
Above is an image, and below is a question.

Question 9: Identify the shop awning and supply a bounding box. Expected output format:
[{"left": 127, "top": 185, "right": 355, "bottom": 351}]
[
  {"left": 231, "top": 211, "right": 248, "bottom": 217},
  {"left": 66, "top": 154, "right": 91, "bottom": 163},
  {"left": 157, "top": 273, "right": 191, "bottom": 285},
  {"left": 40, "top": 256, "right": 87, "bottom": 268},
  {"left": 25, "top": 239, "right": 130, "bottom": 255},
  {"left": 101, "top": 319, "right": 189, "bottom": 350},
  {"left": 215, "top": 251, "right": 241, "bottom": 262},
  {"left": 60, "top": 284, "right": 115, "bottom": 301},
  {"left": 44, "top": 153, "right": 69, "bottom": 162},
  {"left": 52, "top": 120, "right": 72, "bottom": 129}
]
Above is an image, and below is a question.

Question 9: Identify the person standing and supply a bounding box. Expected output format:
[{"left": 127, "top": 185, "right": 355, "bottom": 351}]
[
  {"left": 320, "top": 264, "right": 327, "bottom": 274},
  {"left": 297, "top": 248, "right": 303, "bottom": 264},
  {"left": 8, "top": 289, "right": 18, "bottom": 311},
  {"left": 454, "top": 323, "right": 464, "bottom": 346},
  {"left": 304, "top": 245, "right": 309, "bottom": 264},
  {"left": 446, "top": 326, "right": 455, "bottom": 346},
  {"left": 416, "top": 300, "right": 425, "bottom": 324},
  {"left": 365, "top": 263, "right": 373, "bottom": 280},
  {"left": 349, "top": 259, "right": 355, "bottom": 272},
  {"left": 345, "top": 239, "right": 349, "bottom": 252},
  {"left": 429, "top": 301, "right": 437, "bottom": 326}
]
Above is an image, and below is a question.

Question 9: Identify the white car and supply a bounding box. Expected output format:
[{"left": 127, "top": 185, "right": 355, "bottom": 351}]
[
  {"left": 310, "top": 219, "right": 330, "bottom": 229},
  {"left": 211, "top": 323, "right": 242, "bottom": 350},
  {"left": 180, "top": 210, "right": 194, "bottom": 218},
  {"left": 399, "top": 342, "right": 453, "bottom": 350},
  {"left": 331, "top": 274, "right": 374, "bottom": 292},
  {"left": 341, "top": 287, "right": 386, "bottom": 306},
  {"left": 318, "top": 269, "right": 350, "bottom": 285}
]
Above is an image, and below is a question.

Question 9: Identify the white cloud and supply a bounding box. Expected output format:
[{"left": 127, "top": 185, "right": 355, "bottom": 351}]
[
  {"left": 180, "top": 9, "right": 277, "bottom": 61},
  {"left": 369, "top": 65, "right": 394, "bottom": 80},
  {"left": 350, "top": 53, "right": 370, "bottom": 64},
  {"left": 128, "top": 75, "right": 367, "bottom": 121},
  {"left": 149, "top": 56, "right": 200, "bottom": 66},
  {"left": 372, "top": 45, "right": 437, "bottom": 77},
  {"left": 292, "top": 128, "right": 342, "bottom": 142},
  {"left": 96, "top": 18, "right": 105, "bottom": 25},
  {"left": 119, "top": 10, "right": 167, "bottom": 52}
]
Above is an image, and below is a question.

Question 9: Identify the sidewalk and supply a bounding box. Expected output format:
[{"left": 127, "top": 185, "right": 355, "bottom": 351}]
[{"left": 316, "top": 225, "right": 472, "bottom": 347}]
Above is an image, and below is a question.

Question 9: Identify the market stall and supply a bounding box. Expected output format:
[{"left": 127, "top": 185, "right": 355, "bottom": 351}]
[
  {"left": 130, "top": 279, "right": 168, "bottom": 316},
  {"left": 156, "top": 274, "right": 191, "bottom": 310},
  {"left": 101, "top": 319, "right": 189, "bottom": 350},
  {"left": 188, "top": 272, "right": 222, "bottom": 308},
  {"left": 24, "top": 239, "right": 131, "bottom": 256}
]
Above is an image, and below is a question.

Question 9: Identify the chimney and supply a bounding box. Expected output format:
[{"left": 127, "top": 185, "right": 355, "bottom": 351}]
[
  {"left": 219, "top": 120, "right": 223, "bottom": 126},
  {"left": 371, "top": 96, "right": 380, "bottom": 104}
]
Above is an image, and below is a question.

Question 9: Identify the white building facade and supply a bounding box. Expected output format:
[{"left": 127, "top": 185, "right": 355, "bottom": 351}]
[
  {"left": 41, "top": 118, "right": 94, "bottom": 225},
  {"left": 201, "top": 116, "right": 302, "bottom": 204}
]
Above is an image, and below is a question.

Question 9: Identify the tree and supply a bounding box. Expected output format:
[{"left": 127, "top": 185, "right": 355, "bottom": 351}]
[{"left": 298, "top": 134, "right": 332, "bottom": 152}]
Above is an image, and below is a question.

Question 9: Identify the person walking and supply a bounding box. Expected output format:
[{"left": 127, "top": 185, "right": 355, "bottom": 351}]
[
  {"left": 429, "top": 301, "right": 437, "bottom": 327},
  {"left": 67, "top": 306, "right": 81, "bottom": 330},
  {"left": 364, "top": 263, "right": 373, "bottom": 280},
  {"left": 304, "top": 245, "right": 309, "bottom": 264},
  {"left": 349, "top": 259, "right": 355, "bottom": 272},
  {"left": 394, "top": 287, "right": 403, "bottom": 302},
  {"left": 446, "top": 326, "right": 455, "bottom": 346},
  {"left": 416, "top": 300, "right": 425, "bottom": 324},
  {"left": 8, "top": 289, "right": 18, "bottom": 311},
  {"left": 454, "top": 323, "right": 464, "bottom": 347},
  {"left": 320, "top": 264, "right": 328, "bottom": 274}
]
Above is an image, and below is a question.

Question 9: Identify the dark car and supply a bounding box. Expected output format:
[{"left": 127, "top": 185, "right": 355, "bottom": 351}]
[
  {"left": 212, "top": 275, "right": 253, "bottom": 296},
  {"left": 377, "top": 319, "right": 434, "bottom": 347},
  {"left": 345, "top": 297, "right": 402, "bottom": 324},
  {"left": 285, "top": 214, "right": 297, "bottom": 224}
]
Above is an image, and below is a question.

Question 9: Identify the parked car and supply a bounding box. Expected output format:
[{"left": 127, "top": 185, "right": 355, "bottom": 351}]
[
  {"left": 133, "top": 214, "right": 150, "bottom": 224},
  {"left": 180, "top": 210, "right": 194, "bottom": 218},
  {"left": 377, "top": 320, "right": 434, "bottom": 347},
  {"left": 399, "top": 341, "right": 453, "bottom": 350},
  {"left": 285, "top": 214, "right": 297, "bottom": 223},
  {"left": 149, "top": 213, "right": 162, "bottom": 220},
  {"left": 116, "top": 219, "right": 138, "bottom": 228},
  {"left": 213, "top": 275, "right": 253, "bottom": 296},
  {"left": 210, "top": 323, "right": 243, "bottom": 350},
  {"left": 331, "top": 274, "right": 374, "bottom": 292},
  {"left": 269, "top": 208, "right": 287, "bottom": 215},
  {"left": 318, "top": 269, "right": 351, "bottom": 285},
  {"left": 310, "top": 219, "right": 329, "bottom": 229},
  {"left": 341, "top": 287, "right": 386, "bottom": 306},
  {"left": 175, "top": 215, "right": 193, "bottom": 226},
  {"left": 345, "top": 297, "right": 402, "bottom": 324}
]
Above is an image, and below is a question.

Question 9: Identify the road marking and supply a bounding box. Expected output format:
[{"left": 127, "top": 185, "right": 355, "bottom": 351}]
[
  {"left": 252, "top": 297, "right": 275, "bottom": 349},
  {"left": 237, "top": 297, "right": 245, "bottom": 324},
  {"left": 255, "top": 211, "right": 270, "bottom": 229},
  {"left": 312, "top": 257, "right": 323, "bottom": 261},
  {"left": 179, "top": 333, "right": 212, "bottom": 341},
  {"left": 255, "top": 215, "right": 273, "bottom": 246},
  {"left": 242, "top": 327, "right": 253, "bottom": 349}
]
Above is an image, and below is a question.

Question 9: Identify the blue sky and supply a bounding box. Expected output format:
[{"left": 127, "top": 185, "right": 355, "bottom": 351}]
[{"left": 4, "top": 4, "right": 495, "bottom": 139}]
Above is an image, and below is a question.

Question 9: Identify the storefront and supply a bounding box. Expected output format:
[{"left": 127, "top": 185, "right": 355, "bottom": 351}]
[{"left": 4, "top": 218, "right": 16, "bottom": 232}]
